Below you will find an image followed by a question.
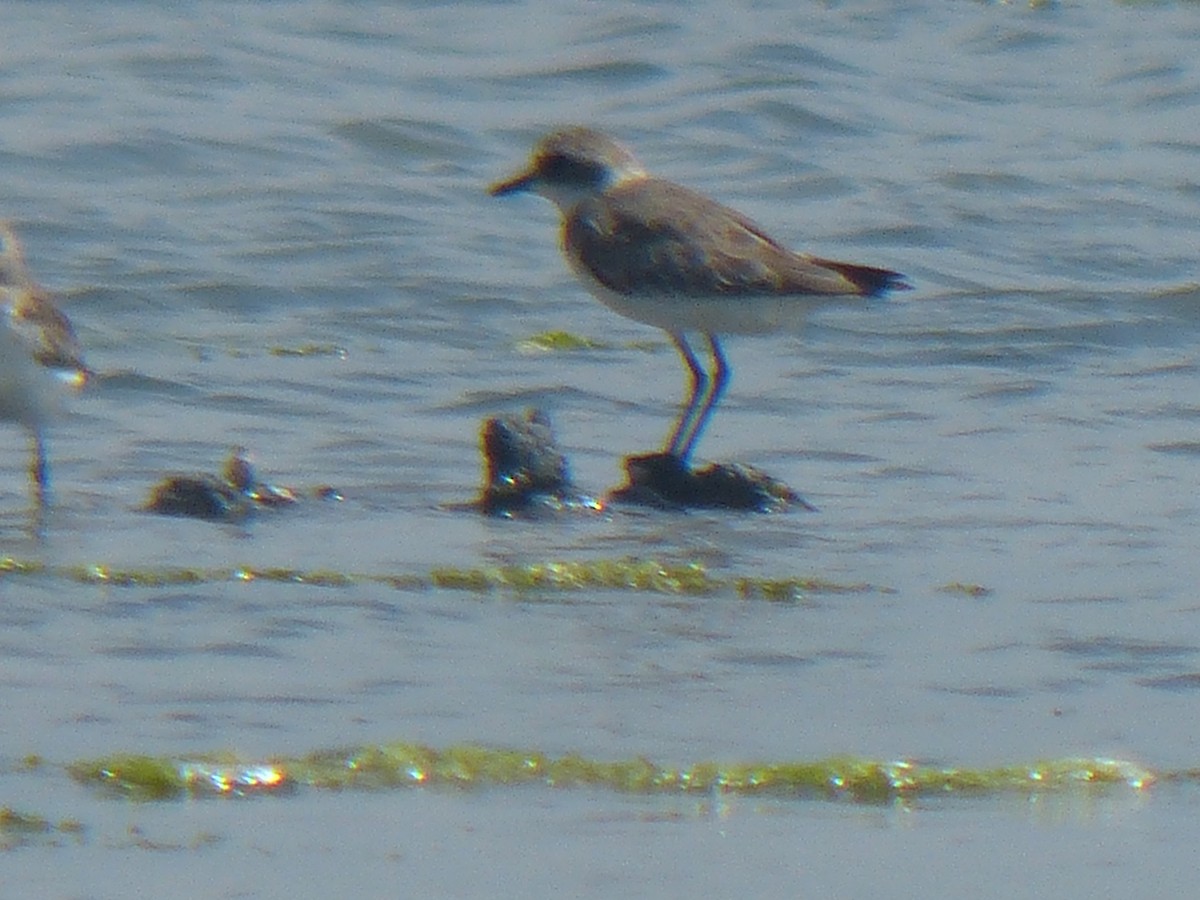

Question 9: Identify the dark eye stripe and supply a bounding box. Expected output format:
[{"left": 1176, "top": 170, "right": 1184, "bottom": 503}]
[{"left": 540, "top": 153, "right": 606, "bottom": 186}]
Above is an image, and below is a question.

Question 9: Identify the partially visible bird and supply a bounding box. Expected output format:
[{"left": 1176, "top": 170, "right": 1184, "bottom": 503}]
[{"left": 0, "top": 222, "right": 90, "bottom": 510}]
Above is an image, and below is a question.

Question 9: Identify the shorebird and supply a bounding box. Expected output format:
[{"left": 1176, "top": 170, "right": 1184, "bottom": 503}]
[
  {"left": 489, "top": 126, "right": 910, "bottom": 463},
  {"left": 0, "top": 222, "right": 89, "bottom": 510}
]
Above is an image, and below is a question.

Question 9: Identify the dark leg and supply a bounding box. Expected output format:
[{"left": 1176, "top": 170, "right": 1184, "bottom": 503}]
[
  {"left": 29, "top": 429, "right": 48, "bottom": 510},
  {"left": 675, "top": 335, "right": 729, "bottom": 462},
  {"left": 664, "top": 333, "right": 708, "bottom": 458}
]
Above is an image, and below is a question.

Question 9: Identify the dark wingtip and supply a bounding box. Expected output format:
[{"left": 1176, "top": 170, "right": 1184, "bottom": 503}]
[
  {"left": 812, "top": 258, "right": 912, "bottom": 297},
  {"left": 880, "top": 271, "right": 913, "bottom": 295}
]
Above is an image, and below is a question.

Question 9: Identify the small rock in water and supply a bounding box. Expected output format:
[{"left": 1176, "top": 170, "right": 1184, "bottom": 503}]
[
  {"left": 610, "top": 452, "right": 812, "bottom": 513},
  {"left": 479, "top": 409, "right": 600, "bottom": 517},
  {"left": 145, "top": 474, "right": 253, "bottom": 522},
  {"left": 145, "top": 447, "right": 301, "bottom": 522}
]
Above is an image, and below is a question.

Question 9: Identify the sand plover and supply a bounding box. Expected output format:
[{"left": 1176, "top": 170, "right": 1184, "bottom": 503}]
[
  {"left": 0, "top": 222, "right": 89, "bottom": 510},
  {"left": 489, "top": 126, "right": 910, "bottom": 463}
]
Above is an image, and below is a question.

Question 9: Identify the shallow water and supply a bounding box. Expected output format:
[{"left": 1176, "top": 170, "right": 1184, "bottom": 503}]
[{"left": 2, "top": 1, "right": 1200, "bottom": 897}]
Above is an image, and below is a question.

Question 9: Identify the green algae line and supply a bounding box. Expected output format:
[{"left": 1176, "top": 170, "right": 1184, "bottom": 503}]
[
  {"left": 428, "top": 559, "right": 718, "bottom": 594},
  {"left": 0, "top": 554, "right": 889, "bottom": 600},
  {"left": 68, "top": 743, "right": 1154, "bottom": 803}
]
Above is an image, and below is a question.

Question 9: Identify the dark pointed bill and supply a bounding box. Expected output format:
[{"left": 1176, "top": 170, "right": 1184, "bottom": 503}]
[{"left": 487, "top": 170, "right": 537, "bottom": 197}]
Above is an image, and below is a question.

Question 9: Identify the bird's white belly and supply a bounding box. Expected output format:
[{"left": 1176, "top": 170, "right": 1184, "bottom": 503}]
[
  {"left": 0, "top": 322, "right": 62, "bottom": 426},
  {"left": 568, "top": 263, "right": 861, "bottom": 336}
]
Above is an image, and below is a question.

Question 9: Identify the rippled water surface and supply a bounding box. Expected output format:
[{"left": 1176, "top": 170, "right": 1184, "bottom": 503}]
[{"left": 3, "top": 2, "right": 1200, "bottom": 897}]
